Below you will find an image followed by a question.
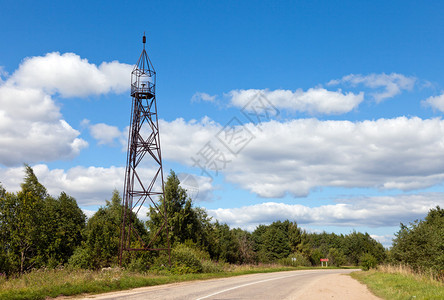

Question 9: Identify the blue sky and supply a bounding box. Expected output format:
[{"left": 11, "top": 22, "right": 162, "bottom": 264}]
[{"left": 1, "top": 0, "right": 444, "bottom": 247}]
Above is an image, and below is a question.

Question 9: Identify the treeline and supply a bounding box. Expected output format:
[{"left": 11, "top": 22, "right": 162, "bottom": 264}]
[
  {"left": 1, "top": 167, "right": 390, "bottom": 275},
  {"left": 0, "top": 166, "right": 85, "bottom": 274},
  {"left": 390, "top": 206, "right": 443, "bottom": 276}
]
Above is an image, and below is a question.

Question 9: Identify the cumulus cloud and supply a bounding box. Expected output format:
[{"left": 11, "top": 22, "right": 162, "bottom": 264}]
[
  {"left": 5, "top": 114, "right": 444, "bottom": 206},
  {"left": 328, "top": 73, "right": 416, "bottom": 102},
  {"left": 81, "top": 208, "right": 97, "bottom": 219},
  {"left": 177, "top": 172, "right": 215, "bottom": 202},
  {"left": 208, "top": 193, "right": 443, "bottom": 231},
  {"left": 0, "top": 84, "right": 88, "bottom": 166},
  {"left": 24, "top": 115, "right": 444, "bottom": 203},
  {"left": 370, "top": 234, "right": 395, "bottom": 248},
  {"left": 0, "top": 164, "right": 125, "bottom": 205},
  {"left": 191, "top": 92, "right": 217, "bottom": 103},
  {"left": 229, "top": 88, "right": 363, "bottom": 115},
  {"left": 226, "top": 117, "right": 444, "bottom": 197},
  {"left": 422, "top": 93, "right": 444, "bottom": 112},
  {"left": 89, "top": 123, "right": 123, "bottom": 146},
  {"left": 159, "top": 117, "right": 222, "bottom": 163},
  {"left": 0, "top": 164, "right": 217, "bottom": 206},
  {"left": 0, "top": 52, "right": 132, "bottom": 166},
  {"left": 0, "top": 66, "right": 8, "bottom": 82},
  {"left": 159, "top": 117, "right": 444, "bottom": 198},
  {"left": 10, "top": 52, "right": 132, "bottom": 97}
]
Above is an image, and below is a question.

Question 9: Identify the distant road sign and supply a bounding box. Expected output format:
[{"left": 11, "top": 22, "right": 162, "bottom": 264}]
[{"left": 320, "top": 258, "right": 329, "bottom": 262}]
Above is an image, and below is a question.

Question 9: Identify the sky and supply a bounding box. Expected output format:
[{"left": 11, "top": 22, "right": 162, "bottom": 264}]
[{"left": 1, "top": 0, "right": 444, "bottom": 247}]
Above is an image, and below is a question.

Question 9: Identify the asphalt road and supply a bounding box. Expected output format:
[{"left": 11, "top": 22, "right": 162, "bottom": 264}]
[{"left": 78, "top": 269, "right": 361, "bottom": 300}]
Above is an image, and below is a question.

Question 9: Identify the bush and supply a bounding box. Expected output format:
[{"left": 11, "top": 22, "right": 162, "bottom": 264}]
[
  {"left": 201, "top": 260, "right": 224, "bottom": 273},
  {"left": 278, "top": 253, "right": 311, "bottom": 267},
  {"left": 309, "top": 248, "right": 323, "bottom": 266},
  {"left": 390, "top": 206, "right": 444, "bottom": 274},
  {"left": 327, "top": 248, "right": 347, "bottom": 267},
  {"left": 127, "top": 257, "right": 149, "bottom": 272},
  {"left": 150, "top": 244, "right": 205, "bottom": 274},
  {"left": 171, "top": 244, "right": 203, "bottom": 274},
  {"left": 68, "top": 246, "right": 91, "bottom": 269},
  {"left": 360, "top": 253, "right": 378, "bottom": 271}
]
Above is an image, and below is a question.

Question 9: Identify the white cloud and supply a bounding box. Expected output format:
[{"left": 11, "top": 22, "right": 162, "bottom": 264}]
[
  {"left": 370, "top": 234, "right": 395, "bottom": 248},
  {"left": 5, "top": 114, "right": 444, "bottom": 212},
  {"left": 81, "top": 208, "right": 97, "bottom": 219},
  {"left": 0, "top": 85, "right": 61, "bottom": 121},
  {"left": 10, "top": 52, "right": 132, "bottom": 97},
  {"left": 0, "top": 84, "right": 88, "bottom": 166},
  {"left": 208, "top": 193, "right": 443, "bottom": 231},
  {"left": 160, "top": 117, "right": 444, "bottom": 198},
  {"left": 0, "top": 66, "right": 8, "bottom": 83},
  {"left": 0, "top": 164, "right": 124, "bottom": 205},
  {"left": 422, "top": 93, "right": 444, "bottom": 112},
  {"left": 1, "top": 164, "right": 440, "bottom": 243},
  {"left": 229, "top": 88, "right": 363, "bottom": 115},
  {"left": 0, "top": 164, "right": 217, "bottom": 206},
  {"left": 226, "top": 117, "right": 444, "bottom": 197},
  {"left": 159, "top": 117, "right": 221, "bottom": 163},
  {"left": 177, "top": 172, "right": 215, "bottom": 202},
  {"left": 0, "top": 52, "right": 132, "bottom": 166},
  {"left": 191, "top": 92, "right": 217, "bottom": 103},
  {"left": 89, "top": 123, "right": 123, "bottom": 146},
  {"left": 328, "top": 73, "right": 416, "bottom": 102}
]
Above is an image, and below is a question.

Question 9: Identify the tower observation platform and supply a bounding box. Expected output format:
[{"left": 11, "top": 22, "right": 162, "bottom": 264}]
[{"left": 130, "top": 35, "right": 155, "bottom": 99}]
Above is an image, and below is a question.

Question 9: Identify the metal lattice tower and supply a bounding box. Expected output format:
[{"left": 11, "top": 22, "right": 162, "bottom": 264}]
[{"left": 119, "top": 34, "right": 170, "bottom": 265}]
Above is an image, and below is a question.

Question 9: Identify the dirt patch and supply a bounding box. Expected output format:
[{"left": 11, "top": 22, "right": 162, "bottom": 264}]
[{"left": 287, "top": 272, "right": 381, "bottom": 300}]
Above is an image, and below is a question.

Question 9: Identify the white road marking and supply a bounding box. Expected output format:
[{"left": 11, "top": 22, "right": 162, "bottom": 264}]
[{"left": 195, "top": 273, "right": 302, "bottom": 300}]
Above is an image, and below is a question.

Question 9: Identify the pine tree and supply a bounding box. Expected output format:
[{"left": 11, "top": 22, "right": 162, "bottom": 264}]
[{"left": 146, "top": 170, "right": 211, "bottom": 248}]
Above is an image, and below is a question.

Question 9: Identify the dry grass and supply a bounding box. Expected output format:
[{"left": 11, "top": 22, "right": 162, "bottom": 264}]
[
  {"left": 351, "top": 264, "right": 443, "bottom": 300},
  {"left": 377, "top": 264, "right": 443, "bottom": 284}
]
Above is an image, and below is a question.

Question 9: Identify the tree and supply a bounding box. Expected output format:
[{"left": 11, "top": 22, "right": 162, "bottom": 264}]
[
  {"left": 42, "top": 192, "right": 86, "bottom": 266},
  {"left": 343, "top": 231, "right": 386, "bottom": 265},
  {"left": 327, "top": 248, "right": 347, "bottom": 267},
  {"left": 146, "top": 170, "right": 212, "bottom": 249},
  {"left": 360, "top": 253, "right": 378, "bottom": 270},
  {"left": 211, "top": 222, "right": 240, "bottom": 263},
  {"left": 0, "top": 166, "right": 48, "bottom": 274},
  {"left": 0, "top": 184, "right": 11, "bottom": 273},
  {"left": 309, "top": 248, "right": 323, "bottom": 266},
  {"left": 288, "top": 221, "right": 303, "bottom": 252},
  {"left": 252, "top": 221, "right": 293, "bottom": 262},
  {"left": 306, "top": 232, "right": 344, "bottom": 259},
  {"left": 0, "top": 166, "right": 86, "bottom": 274},
  {"left": 390, "top": 206, "right": 444, "bottom": 273},
  {"left": 72, "top": 190, "right": 146, "bottom": 269},
  {"left": 232, "top": 228, "right": 256, "bottom": 264}
]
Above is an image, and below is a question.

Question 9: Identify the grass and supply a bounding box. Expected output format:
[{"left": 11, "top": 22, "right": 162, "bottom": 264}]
[
  {"left": 351, "top": 264, "right": 444, "bottom": 300},
  {"left": 0, "top": 264, "right": 336, "bottom": 300}
]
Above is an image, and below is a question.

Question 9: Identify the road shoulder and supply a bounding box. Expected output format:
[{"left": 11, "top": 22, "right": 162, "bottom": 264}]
[{"left": 287, "top": 272, "right": 382, "bottom": 300}]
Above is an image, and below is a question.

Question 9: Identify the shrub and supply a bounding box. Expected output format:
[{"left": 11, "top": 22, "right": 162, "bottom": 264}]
[
  {"left": 360, "top": 253, "right": 378, "bottom": 271},
  {"left": 201, "top": 260, "right": 224, "bottom": 273},
  {"left": 390, "top": 206, "right": 444, "bottom": 274},
  {"left": 278, "top": 253, "right": 311, "bottom": 267},
  {"left": 309, "top": 248, "right": 323, "bottom": 266},
  {"left": 327, "top": 248, "right": 347, "bottom": 267},
  {"left": 68, "top": 246, "right": 91, "bottom": 269},
  {"left": 127, "top": 257, "right": 149, "bottom": 272},
  {"left": 150, "top": 244, "right": 205, "bottom": 274},
  {"left": 171, "top": 244, "right": 203, "bottom": 274}
]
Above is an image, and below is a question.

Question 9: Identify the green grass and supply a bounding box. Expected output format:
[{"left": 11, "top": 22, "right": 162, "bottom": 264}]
[
  {"left": 351, "top": 266, "right": 444, "bottom": 300},
  {"left": 0, "top": 265, "right": 336, "bottom": 300}
]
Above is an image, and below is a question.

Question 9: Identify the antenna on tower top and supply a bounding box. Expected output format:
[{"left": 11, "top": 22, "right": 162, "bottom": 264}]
[{"left": 143, "top": 32, "right": 146, "bottom": 48}]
